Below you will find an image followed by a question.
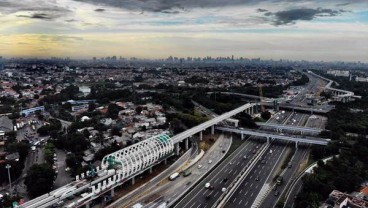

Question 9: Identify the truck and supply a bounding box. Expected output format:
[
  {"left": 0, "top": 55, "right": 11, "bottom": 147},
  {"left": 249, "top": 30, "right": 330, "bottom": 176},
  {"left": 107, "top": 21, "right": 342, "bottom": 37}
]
[
  {"left": 276, "top": 176, "right": 283, "bottom": 185},
  {"left": 169, "top": 172, "right": 179, "bottom": 181},
  {"left": 182, "top": 169, "right": 192, "bottom": 177}
]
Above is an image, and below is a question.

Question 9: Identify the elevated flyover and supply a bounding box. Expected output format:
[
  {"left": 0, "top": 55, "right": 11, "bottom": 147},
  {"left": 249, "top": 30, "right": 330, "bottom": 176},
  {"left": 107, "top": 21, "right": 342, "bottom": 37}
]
[
  {"left": 171, "top": 103, "right": 256, "bottom": 143},
  {"left": 216, "top": 126, "right": 329, "bottom": 146},
  {"left": 255, "top": 122, "right": 323, "bottom": 134}
]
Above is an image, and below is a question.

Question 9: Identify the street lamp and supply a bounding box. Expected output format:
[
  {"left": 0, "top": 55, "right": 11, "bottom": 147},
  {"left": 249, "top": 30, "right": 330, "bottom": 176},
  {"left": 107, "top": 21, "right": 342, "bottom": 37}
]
[{"left": 5, "top": 164, "right": 12, "bottom": 196}]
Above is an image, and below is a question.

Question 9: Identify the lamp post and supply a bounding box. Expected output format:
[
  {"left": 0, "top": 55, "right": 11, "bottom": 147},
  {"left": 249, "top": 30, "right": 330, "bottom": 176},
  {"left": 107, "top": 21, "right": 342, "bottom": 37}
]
[{"left": 5, "top": 164, "right": 12, "bottom": 196}]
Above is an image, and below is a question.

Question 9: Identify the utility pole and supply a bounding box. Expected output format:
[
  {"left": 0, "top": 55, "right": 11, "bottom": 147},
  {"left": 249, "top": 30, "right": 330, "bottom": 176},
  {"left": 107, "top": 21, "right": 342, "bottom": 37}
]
[{"left": 5, "top": 164, "right": 12, "bottom": 196}]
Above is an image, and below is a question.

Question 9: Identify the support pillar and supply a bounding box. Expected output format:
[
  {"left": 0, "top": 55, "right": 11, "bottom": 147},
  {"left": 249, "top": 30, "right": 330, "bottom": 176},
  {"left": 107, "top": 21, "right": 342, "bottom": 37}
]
[
  {"left": 241, "top": 134, "right": 244, "bottom": 140},
  {"left": 185, "top": 138, "right": 189, "bottom": 150},
  {"left": 110, "top": 187, "right": 115, "bottom": 197},
  {"left": 295, "top": 141, "right": 298, "bottom": 149},
  {"left": 164, "top": 159, "right": 167, "bottom": 165},
  {"left": 149, "top": 167, "right": 153, "bottom": 174},
  {"left": 199, "top": 131, "right": 203, "bottom": 141},
  {"left": 267, "top": 137, "right": 270, "bottom": 143},
  {"left": 85, "top": 202, "right": 90, "bottom": 208},
  {"left": 131, "top": 177, "right": 135, "bottom": 185},
  {"left": 175, "top": 143, "right": 180, "bottom": 155},
  {"left": 234, "top": 121, "right": 239, "bottom": 127},
  {"left": 211, "top": 125, "right": 215, "bottom": 135}
]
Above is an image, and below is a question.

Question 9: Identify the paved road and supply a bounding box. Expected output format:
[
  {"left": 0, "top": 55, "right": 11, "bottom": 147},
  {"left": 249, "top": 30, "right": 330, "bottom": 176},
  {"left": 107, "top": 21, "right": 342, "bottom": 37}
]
[
  {"left": 224, "top": 142, "right": 289, "bottom": 208},
  {"left": 120, "top": 134, "right": 231, "bottom": 208},
  {"left": 260, "top": 147, "right": 309, "bottom": 208},
  {"left": 108, "top": 142, "right": 198, "bottom": 208},
  {"left": 54, "top": 149, "right": 73, "bottom": 189},
  {"left": 175, "top": 136, "right": 265, "bottom": 208}
]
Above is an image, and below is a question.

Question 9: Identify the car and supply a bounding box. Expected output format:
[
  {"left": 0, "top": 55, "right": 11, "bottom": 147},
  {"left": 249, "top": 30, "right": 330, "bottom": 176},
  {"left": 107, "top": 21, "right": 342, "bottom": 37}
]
[
  {"left": 229, "top": 161, "right": 233, "bottom": 165},
  {"left": 261, "top": 160, "right": 266, "bottom": 164},
  {"left": 222, "top": 178, "right": 228, "bottom": 183},
  {"left": 243, "top": 155, "right": 247, "bottom": 159},
  {"left": 209, "top": 186, "right": 214, "bottom": 190},
  {"left": 252, "top": 150, "right": 256, "bottom": 154},
  {"left": 208, "top": 160, "right": 212, "bottom": 164},
  {"left": 222, "top": 150, "right": 226, "bottom": 153},
  {"left": 65, "top": 167, "right": 71, "bottom": 172},
  {"left": 274, "top": 191, "right": 279, "bottom": 196},
  {"left": 255, "top": 176, "right": 259, "bottom": 181},
  {"left": 288, "top": 163, "right": 292, "bottom": 168},
  {"left": 273, "top": 186, "right": 277, "bottom": 191},
  {"left": 221, "top": 187, "right": 227, "bottom": 192},
  {"left": 205, "top": 194, "right": 211, "bottom": 199},
  {"left": 197, "top": 165, "right": 202, "bottom": 169}
]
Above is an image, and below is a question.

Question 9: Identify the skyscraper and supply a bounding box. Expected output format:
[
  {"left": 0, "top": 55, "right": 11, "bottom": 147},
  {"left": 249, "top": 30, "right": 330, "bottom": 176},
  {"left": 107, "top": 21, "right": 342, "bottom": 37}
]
[{"left": 0, "top": 56, "right": 4, "bottom": 70}]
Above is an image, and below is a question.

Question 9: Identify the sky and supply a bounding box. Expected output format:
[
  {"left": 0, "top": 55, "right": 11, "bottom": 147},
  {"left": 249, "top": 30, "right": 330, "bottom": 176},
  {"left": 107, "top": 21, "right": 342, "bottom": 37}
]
[{"left": 0, "top": 0, "right": 367, "bottom": 62}]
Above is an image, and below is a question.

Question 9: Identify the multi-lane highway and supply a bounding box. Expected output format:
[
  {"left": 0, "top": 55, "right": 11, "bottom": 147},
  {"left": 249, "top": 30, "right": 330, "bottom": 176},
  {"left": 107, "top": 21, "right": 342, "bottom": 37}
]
[
  {"left": 260, "top": 147, "right": 309, "bottom": 208},
  {"left": 174, "top": 138, "right": 265, "bottom": 208},
  {"left": 222, "top": 111, "right": 315, "bottom": 208},
  {"left": 224, "top": 143, "right": 288, "bottom": 208}
]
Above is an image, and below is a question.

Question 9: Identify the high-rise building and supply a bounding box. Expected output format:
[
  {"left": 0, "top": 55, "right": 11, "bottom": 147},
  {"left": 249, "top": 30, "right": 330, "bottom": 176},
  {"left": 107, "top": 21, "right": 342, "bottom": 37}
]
[{"left": 0, "top": 56, "right": 4, "bottom": 70}]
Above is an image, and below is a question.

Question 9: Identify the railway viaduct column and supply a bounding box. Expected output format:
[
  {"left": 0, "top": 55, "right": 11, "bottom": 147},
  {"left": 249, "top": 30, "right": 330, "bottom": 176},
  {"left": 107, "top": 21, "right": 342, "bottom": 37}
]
[
  {"left": 185, "top": 138, "right": 189, "bottom": 150},
  {"left": 175, "top": 143, "right": 180, "bottom": 155}
]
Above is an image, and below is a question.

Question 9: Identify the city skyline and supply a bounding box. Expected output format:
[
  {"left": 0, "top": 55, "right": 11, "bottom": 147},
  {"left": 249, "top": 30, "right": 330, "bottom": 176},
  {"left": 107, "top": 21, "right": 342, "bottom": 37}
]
[{"left": 0, "top": 0, "right": 367, "bottom": 62}]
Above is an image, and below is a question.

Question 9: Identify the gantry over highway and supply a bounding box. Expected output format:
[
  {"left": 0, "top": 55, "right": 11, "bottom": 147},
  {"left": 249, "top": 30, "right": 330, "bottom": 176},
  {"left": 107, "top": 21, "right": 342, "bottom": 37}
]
[
  {"left": 255, "top": 122, "right": 323, "bottom": 134},
  {"left": 216, "top": 126, "right": 329, "bottom": 146},
  {"left": 20, "top": 102, "right": 329, "bottom": 208}
]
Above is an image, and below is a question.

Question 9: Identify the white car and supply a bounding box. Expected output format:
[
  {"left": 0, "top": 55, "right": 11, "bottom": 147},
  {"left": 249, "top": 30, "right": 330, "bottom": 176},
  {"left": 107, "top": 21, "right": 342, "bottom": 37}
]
[
  {"left": 197, "top": 165, "right": 202, "bottom": 169},
  {"left": 208, "top": 160, "right": 212, "bottom": 164}
]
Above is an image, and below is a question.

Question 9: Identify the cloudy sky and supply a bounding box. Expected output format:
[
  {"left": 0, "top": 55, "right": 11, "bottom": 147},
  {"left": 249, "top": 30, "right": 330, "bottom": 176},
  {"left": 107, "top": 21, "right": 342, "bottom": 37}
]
[{"left": 0, "top": 0, "right": 367, "bottom": 61}]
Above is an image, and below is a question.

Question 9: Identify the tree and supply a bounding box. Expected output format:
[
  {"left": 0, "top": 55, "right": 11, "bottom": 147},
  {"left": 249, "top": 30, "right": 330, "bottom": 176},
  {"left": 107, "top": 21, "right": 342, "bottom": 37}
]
[
  {"left": 135, "top": 106, "right": 143, "bottom": 114},
  {"left": 261, "top": 111, "right": 271, "bottom": 120},
  {"left": 107, "top": 103, "right": 122, "bottom": 119},
  {"left": 88, "top": 102, "right": 96, "bottom": 112},
  {"left": 43, "top": 143, "right": 55, "bottom": 165},
  {"left": 25, "top": 164, "right": 55, "bottom": 198}
]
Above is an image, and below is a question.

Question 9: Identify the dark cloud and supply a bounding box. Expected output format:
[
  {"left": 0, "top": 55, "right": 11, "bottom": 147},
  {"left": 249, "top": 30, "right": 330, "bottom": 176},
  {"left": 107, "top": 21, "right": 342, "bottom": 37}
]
[
  {"left": 257, "top": 8, "right": 268, "bottom": 13},
  {"left": 267, "top": 8, "right": 345, "bottom": 25},
  {"left": 0, "top": 1, "right": 71, "bottom": 20},
  {"left": 65, "top": 19, "right": 78, "bottom": 22},
  {"left": 73, "top": 0, "right": 367, "bottom": 13},
  {"left": 94, "top": 8, "right": 105, "bottom": 12},
  {"left": 17, "top": 13, "right": 62, "bottom": 20},
  {"left": 73, "top": 0, "right": 262, "bottom": 13},
  {"left": 336, "top": 3, "right": 350, "bottom": 7}
]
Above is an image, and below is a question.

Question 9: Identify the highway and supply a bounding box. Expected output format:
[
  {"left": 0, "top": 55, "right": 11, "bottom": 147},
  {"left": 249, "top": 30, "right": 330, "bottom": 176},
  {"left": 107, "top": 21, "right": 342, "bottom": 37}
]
[
  {"left": 259, "top": 147, "right": 309, "bottom": 208},
  {"left": 110, "top": 134, "right": 231, "bottom": 208},
  {"left": 224, "top": 143, "right": 289, "bottom": 208},
  {"left": 174, "top": 138, "right": 264, "bottom": 208},
  {"left": 222, "top": 111, "right": 315, "bottom": 208}
]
